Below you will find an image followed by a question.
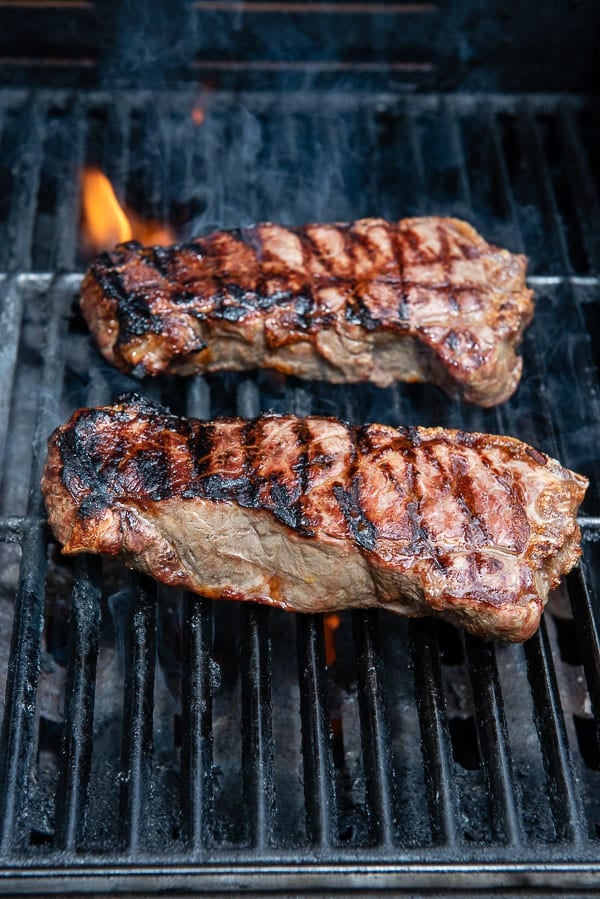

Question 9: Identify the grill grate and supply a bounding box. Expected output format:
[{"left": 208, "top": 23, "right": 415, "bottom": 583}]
[{"left": 0, "top": 89, "right": 600, "bottom": 892}]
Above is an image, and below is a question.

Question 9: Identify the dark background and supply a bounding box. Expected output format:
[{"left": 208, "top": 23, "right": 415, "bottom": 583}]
[{"left": 0, "top": 0, "right": 598, "bottom": 92}]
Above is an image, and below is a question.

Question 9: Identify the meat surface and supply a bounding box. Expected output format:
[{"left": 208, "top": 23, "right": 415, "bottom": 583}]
[
  {"left": 80, "top": 217, "right": 534, "bottom": 407},
  {"left": 42, "top": 394, "right": 587, "bottom": 642}
]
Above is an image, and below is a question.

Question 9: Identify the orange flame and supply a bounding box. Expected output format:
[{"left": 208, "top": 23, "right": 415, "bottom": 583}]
[
  {"left": 81, "top": 168, "right": 132, "bottom": 250},
  {"left": 81, "top": 167, "right": 175, "bottom": 254},
  {"left": 324, "top": 613, "right": 341, "bottom": 666}
]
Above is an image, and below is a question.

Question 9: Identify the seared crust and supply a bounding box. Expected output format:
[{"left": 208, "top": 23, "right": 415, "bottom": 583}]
[
  {"left": 80, "top": 217, "right": 534, "bottom": 407},
  {"left": 41, "top": 394, "right": 587, "bottom": 642}
]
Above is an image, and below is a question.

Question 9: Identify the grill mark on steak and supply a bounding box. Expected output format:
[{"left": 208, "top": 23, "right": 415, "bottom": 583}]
[
  {"left": 187, "top": 420, "right": 215, "bottom": 484},
  {"left": 332, "top": 481, "right": 378, "bottom": 552},
  {"left": 80, "top": 217, "right": 534, "bottom": 407},
  {"left": 298, "top": 229, "right": 335, "bottom": 279},
  {"left": 334, "top": 424, "right": 378, "bottom": 551},
  {"left": 92, "top": 261, "right": 162, "bottom": 345},
  {"left": 448, "top": 450, "right": 492, "bottom": 548},
  {"left": 292, "top": 418, "right": 314, "bottom": 537},
  {"left": 136, "top": 244, "right": 173, "bottom": 280},
  {"left": 345, "top": 285, "right": 381, "bottom": 331},
  {"left": 391, "top": 427, "right": 442, "bottom": 567},
  {"left": 41, "top": 396, "right": 588, "bottom": 642}
]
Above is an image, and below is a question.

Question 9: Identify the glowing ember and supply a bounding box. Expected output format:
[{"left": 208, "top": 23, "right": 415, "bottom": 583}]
[
  {"left": 191, "top": 106, "right": 205, "bottom": 126},
  {"left": 81, "top": 167, "right": 176, "bottom": 254},
  {"left": 324, "top": 613, "right": 341, "bottom": 666}
]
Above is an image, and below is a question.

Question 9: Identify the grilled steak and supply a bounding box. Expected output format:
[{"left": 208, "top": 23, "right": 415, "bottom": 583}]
[
  {"left": 42, "top": 394, "right": 586, "bottom": 642},
  {"left": 80, "top": 217, "right": 534, "bottom": 407}
]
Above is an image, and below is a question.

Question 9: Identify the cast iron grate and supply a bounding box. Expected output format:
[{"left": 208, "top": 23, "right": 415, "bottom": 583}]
[{"left": 0, "top": 89, "right": 600, "bottom": 893}]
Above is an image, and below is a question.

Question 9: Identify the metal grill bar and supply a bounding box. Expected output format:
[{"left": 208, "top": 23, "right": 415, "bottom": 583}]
[
  {"left": 352, "top": 610, "right": 395, "bottom": 847},
  {"left": 55, "top": 555, "right": 101, "bottom": 850},
  {"left": 104, "top": 98, "right": 131, "bottom": 205},
  {"left": 524, "top": 622, "right": 586, "bottom": 843},
  {"left": 27, "top": 274, "right": 71, "bottom": 514},
  {"left": 521, "top": 105, "right": 574, "bottom": 273},
  {"left": 567, "top": 564, "right": 600, "bottom": 748},
  {"left": 180, "top": 595, "right": 214, "bottom": 851},
  {"left": 0, "top": 516, "right": 35, "bottom": 540},
  {"left": 0, "top": 276, "right": 25, "bottom": 481},
  {"left": 410, "top": 619, "right": 458, "bottom": 846},
  {"left": 240, "top": 604, "right": 275, "bottom": 848},
  {"left": 6, "top": 96, "right": 45, "bottom": 271},
  {"left": 54, "top": 100, "right": 87, "bottom": 272},
  {"left": 464, "top": 636, "right": 522, "bottom": 845},
  {"left": 0, "top": 521, "right": 47, "bottom": 851},
  {"left": 296, "top": 614, "right": 336, "bottom": 848},
  {"left": 118, "top": 582, "right": 157, "bottom": 852}
]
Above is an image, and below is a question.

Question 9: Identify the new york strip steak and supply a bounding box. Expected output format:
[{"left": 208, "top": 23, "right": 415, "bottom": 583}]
[
  {"left": 41, "top": 395, "right": 587, "bottom": 642},
  {"left": 80, "top": 217, "right": 533, "bottom": 407}
]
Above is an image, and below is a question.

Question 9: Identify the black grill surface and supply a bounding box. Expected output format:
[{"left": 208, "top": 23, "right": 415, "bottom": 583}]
[{"left": 1, "top": 89, "right": 600, "bottom": 893}]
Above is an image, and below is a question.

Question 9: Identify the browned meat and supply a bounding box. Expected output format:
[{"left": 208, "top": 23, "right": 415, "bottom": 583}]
[
  {"left": 80, "top": 217, "right": 534, "bottom": 407},
  {"left": 42, "top": 394, "right": 587, "bottom": 642}
]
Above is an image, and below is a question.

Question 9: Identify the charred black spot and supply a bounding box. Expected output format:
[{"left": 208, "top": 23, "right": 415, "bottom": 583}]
[
  {"left": 172, "top": 290, "right": 198, "bottom": 304},
  {"left": 95, "top": 272, "right": 163, "bottom": 346},
  {"left": 398, "top": 296, "right": 411, "bottom": 322},
  {"left": 406, "top": 500, "right": 428, "bottom": 546},
  {"left": 240, "top": 421, "right": 260, "bottom": 506},
  {"left": 269, "top": 481, "right": 298, "bottom": 529},
  {"left": 311, "top": 452, "right": 335, "bottom": 470},
  {"left": 151, "top": 246, "right": 173, "bottom": 277},
  {"left": 294, "top": 289, "right": 313, "bottom": 326},
  {"left": 448, "top": 293, "right": 460, "bottom": 312},
  {"left": 445, "top": 331, "right": 460, "bottom": 351},
  {"left": 188, "top": 473, "right": 257, "bottom": 507},
  {"left": 78, "top": 493, "right": 110, "bottom": 520},
  {"left": 292, "top": 421, "right": 310, "bottom": 489},
  {"left": 138, "top": 245, "right": 173, "bottom": 279},
  {"left": 211, "top": 283, "right": 261, "bottom": 321},
  {"left": 92, "top": 265, "right": 129, "bottom": 305},
  {"left": 58, "top": 424, "right": 104, "bottom": 495},
  {"left": 291, "top": 419, "right": 311, "bottom": 530},
  {"left": 266, "top": 288, "right": 294, "bottom": 307},
  {"left": 175, "top": 241, "right": 203, "bottom": 257},
  {"left": 218, "top": 304, "right": 249, "bottom": 322},
  {"left": 92, "top": 263, "right": 164, "bottom": 345},
  {"left": 404, "top": 426, "right": 422, "bottom": 447},
  {"left": 345, "top": 288, "right": 380, "bottom": 331},
  {"left": 135, "top": 452, "right": 171, "bottom": 500},
  {"left": 116, "top": 392, "right": 169, "bottom": 415},
  {"left": 333, "top": 480, "right": 377, "bottom": 551},
  {"left": 354, "top": 425, "right": 375, "bottom": 456},
  {"left": 455, "top": 431, "right": 477, "bottom": 448},
  {"left": 186, "top": 337, "right": 208, "bottom": 354}
]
